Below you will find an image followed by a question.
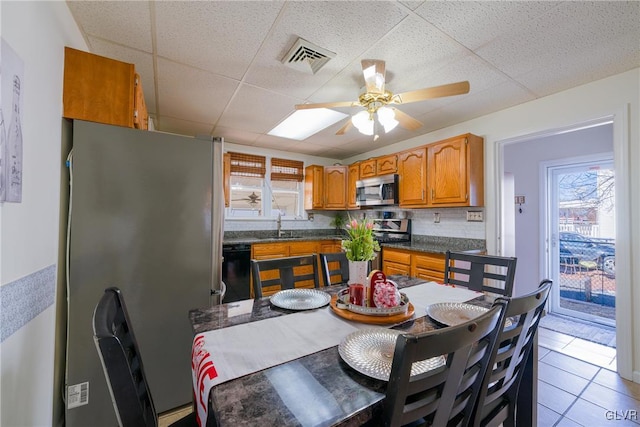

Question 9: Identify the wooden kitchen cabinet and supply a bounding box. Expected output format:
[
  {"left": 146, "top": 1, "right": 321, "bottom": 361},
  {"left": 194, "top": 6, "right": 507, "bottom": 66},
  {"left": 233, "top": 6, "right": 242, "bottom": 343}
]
[
  {"left": 251, "top": 242, "right": 289, "bottom": 260},
  {"left": 376, "top": 154, "right": 397, "bottom": 175},
  {"left": 304, "top": 165, "right": 347, "bottom": 210},
  {"left": 398, "top": 147, "right": 428, "bottom": 207},
  {"left": 382, "top": 248, "right": 412, "bottom": 277},
  {"left": 347, "top": 163, "right": 360, "bottom": 209},
  {"left": 289, "top": 241, "right": 319, "bottom": 256},
  {"left": 324, "top": 166, "right": 347, "bottom": 209},
  {"left": 383, "top": 247, "right": 446, "bottom": 282},
  {"left": 359, "top": 159, "right": 377, "bottom": 178},
  {"left": 412, "top": 252, "right": 446, "bottom": 282},
  {"left": 427, "top": 134, "right": 484, "bottom": 207},
  {"left": 304, "top": 165, "right": 324, "bottom": 210},
  {"left": 63, "top": 47, "right": 148, "bottom": 130}
]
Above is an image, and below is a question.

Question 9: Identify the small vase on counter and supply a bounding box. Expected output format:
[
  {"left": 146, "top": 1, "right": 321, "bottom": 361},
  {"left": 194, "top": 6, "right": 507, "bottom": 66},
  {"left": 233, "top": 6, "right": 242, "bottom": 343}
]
[{"left": 348, "top": 260, "right": 369, "bottom": 305}]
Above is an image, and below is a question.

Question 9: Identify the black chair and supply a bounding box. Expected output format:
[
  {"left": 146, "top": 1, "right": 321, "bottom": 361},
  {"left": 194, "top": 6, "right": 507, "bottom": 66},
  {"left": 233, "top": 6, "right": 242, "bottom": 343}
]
[
  {"left": 319, "top": 252, "right": 349, "bottom": 286},
  {"left": 383, "top": 300, "right": 508, "bottom": 427},
  {"left": 251, "top": 254, "right": 319, "bottom": 298},
  {"left": 93, "top": 287, "right": 215, "bottom": 427},
  {"left": 444, "top": 251, "right": 517, "bottom": 297},
  {"left": 472, "top": 279, "right": 553, "bottom": 427}
]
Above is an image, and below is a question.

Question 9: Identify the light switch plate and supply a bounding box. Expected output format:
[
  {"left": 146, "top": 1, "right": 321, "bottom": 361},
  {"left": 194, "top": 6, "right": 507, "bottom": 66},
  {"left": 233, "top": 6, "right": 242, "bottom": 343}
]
[{"left": 467, "top": 211, "right": 483, "bottom": 222}]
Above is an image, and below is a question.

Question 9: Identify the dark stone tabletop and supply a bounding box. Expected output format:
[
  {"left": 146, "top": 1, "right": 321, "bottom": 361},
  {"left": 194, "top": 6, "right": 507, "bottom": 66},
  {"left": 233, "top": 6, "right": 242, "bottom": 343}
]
[{"left": 189, "top": 276, "right": 490, "bottom": 426}]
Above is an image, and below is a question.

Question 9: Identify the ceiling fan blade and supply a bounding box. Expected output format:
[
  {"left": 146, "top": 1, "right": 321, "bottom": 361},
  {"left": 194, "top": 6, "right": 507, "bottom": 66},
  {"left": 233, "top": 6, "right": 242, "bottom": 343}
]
[
  {"left": 394, "top": 81, "right": 470, "bottom": 104},
  {"left": 335, "top": 119, "right": 353, "bottom": 135},
  {"left": 361, "top": 59, "right": 386, "bottom": 94},
  {"left": 392, "top": 108, "right": 423, "bottom": 131},
  {"left": 295, "top": 101, "right": 359, "bottom": 110}
]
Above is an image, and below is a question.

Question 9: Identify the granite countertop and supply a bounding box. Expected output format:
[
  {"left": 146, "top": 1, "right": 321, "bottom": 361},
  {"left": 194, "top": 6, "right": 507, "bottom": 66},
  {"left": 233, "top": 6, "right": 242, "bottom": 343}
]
[
  {"left": 381, "top": 241, "right": 485, "bottom": 255},
  {"left": 223, "top": 234, "right": 344, "bottom": 245}
]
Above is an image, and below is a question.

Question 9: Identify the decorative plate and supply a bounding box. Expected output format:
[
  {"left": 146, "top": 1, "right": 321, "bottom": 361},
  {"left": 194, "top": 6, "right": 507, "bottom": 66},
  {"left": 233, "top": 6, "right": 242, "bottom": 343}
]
[
  {"left": 338, "top": 328, "right": 445, "bottom": 381},
  {"left": 269, "top": 289, "right": 331, "bottom": 311},
  {"left": 426, "top": 302, "right": 512, "bottom": 327}
]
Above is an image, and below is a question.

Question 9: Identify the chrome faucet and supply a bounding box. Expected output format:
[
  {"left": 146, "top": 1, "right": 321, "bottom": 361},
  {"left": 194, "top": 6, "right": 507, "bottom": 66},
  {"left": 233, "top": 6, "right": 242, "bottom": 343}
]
[{"left": 277, "top": 213, "right": 284, "bottom": 237}]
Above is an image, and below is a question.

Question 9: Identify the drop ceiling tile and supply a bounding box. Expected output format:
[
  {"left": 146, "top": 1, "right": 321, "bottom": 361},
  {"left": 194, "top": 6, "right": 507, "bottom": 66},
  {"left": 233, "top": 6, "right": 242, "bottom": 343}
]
[
  {"left": 216, "top": 84, "right": 298, "bottom": 134},
  {"left": 475, "top": 1, "right": 640, "bottom": 80},
  {"left": 244, "top": 1, "right": 409, "bottom": 99},
  {"left": 67, "top": 1, "right": 152, "bottom": 52},
  {"left": 156, "top": 58, "right": 239, "bottom": 127},
  {"left": 212, "top": 126, "right": 261, "bottom": 146},
  {"left": 154, "top": 1, "right": 284, "bottom": 79},
  {"left": 154, "top": 116, "right": 214, "bottom": 138},
  {"left": 414, "top": 1, "right": 561, "bottom": 51},
  {"left": 358, "top": 14, "right": 468, "bottom": 95},
  {"left": 86, "top": 37, "right": 157, "bottom": 115}
]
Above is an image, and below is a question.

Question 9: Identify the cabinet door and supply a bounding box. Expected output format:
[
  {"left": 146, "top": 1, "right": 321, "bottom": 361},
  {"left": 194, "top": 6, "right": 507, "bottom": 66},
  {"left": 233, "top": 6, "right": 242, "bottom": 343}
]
[
  {"left": 360, "top": 159, "right": 376, "bottom": 178},
  {"left": 398, "top": 148, "right": 428, "bottom": 206},
  {"left": 289, "top": 241, "right": 319, "bottom": 256},
  {"left": 427, "top": 136, "right": 468, "bottom": 205},
  {"left": 376, "top": 154, "right": 397, "bottom": 175},
  {"left": 63, "top": 47, "right": 136, "bottom": 128},
  {"left": 324, "top": 166, "right": 347, "bottom": 209},
  {"left": 347, "top": 163, "right": 360, "bottom": 209},
  {"left": 383, "top": 261, "right": 411, "bottom": 277},
  {"left": 412, "top": 253, "right": 445, "bottom": 282},
  {"left": 251, "top": 243, "right": 289, "bottom": 260},
  {"left": 133, "top": 73, "right": 148, "bottom": 130},
  {"left": 304, "top": 165, "right": 324, "bottom": 210}
]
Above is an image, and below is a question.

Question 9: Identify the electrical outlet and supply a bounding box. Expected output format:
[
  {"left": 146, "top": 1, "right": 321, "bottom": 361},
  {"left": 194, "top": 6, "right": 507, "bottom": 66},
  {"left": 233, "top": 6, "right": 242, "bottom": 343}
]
[
  {"left": 434, "top": 212, "right": 440, "bottom": 223},
  {"left": 515, "top": 195, "right": 526, "bottom": 205},
  {"left": 467, "top": 211, "right": 483, "bottom": 222}
]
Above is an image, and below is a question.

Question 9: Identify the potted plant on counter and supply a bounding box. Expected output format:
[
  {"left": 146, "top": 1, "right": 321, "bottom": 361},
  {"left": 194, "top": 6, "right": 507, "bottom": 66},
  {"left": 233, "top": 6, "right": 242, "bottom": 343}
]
[{"left": 341, "top": 216, "right": 380, "bottom": 296}]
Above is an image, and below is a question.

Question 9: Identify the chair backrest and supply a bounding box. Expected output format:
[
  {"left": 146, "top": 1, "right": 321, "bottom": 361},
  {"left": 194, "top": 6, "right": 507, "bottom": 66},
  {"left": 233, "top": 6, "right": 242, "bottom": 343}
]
[
  {"left": 472, "top": 279, "right": 553, "bottom": 427},
  {"left": 444, "top": 251, "right": 517, "bottom": 297},
  {"left": 319, "top": 252, "right": 349, "bottom": 286},
  {"left": 251, "top": 254, "right": 319, "bottom": 298},
  {"left": 384, "top": 300, "right": 508, "bottom": 427},
  {"left": 93, "top": 287, "right": 158, "bottom": 427}
]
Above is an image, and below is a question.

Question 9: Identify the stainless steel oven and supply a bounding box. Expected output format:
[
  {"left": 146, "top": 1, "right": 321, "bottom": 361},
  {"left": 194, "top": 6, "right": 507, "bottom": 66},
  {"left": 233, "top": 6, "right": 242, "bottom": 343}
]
[{"left": 371, "top": 219, "right": 411, "bottom": 271}]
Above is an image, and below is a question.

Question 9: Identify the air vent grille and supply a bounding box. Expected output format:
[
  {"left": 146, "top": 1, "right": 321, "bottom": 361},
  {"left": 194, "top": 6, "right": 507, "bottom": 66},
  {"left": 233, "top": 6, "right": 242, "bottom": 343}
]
[{"left": 282, "top": 38, "right": 335, "bottom": 74}]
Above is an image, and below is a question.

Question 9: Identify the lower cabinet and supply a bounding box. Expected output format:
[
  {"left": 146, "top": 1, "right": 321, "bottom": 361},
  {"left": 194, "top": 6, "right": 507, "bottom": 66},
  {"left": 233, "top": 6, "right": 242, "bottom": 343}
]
[
  {"left": 382, "top": 247, "right": 445, "bottom": 282},
  {"left": 250, "top": 240, "right": 341, "bottom": 297}
]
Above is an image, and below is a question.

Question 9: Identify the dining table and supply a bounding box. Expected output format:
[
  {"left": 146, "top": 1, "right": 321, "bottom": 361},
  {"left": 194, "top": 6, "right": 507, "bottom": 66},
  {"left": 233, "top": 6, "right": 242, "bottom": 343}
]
[{"left": 188, "top": 276, "right": 537, "bottom": 427}]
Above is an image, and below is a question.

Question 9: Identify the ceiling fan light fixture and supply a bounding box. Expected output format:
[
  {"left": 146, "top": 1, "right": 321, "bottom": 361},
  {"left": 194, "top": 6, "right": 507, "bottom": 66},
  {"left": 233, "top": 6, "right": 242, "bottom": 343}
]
[
  {"left": 352, "top": 110, "right": 374, "bottom": 135},
  {"left": 377, "top": 106, "right": 398, "bottom": 133}
]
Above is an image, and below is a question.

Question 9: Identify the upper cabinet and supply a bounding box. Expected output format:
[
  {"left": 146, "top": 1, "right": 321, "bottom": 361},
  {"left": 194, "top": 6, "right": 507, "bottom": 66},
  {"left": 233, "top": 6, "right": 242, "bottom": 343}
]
[
  {"left": 359, "top": 154, "right": 397, "bottom": 179},
  {"left": 398, "top": 148, "right": 428, "bottom": 207},
  {"left": 396, "top": 133, "right": 483, "bottom": 208},
  {"left": 347, "top": 163, "right": 360, "bottom": 209},
  {"left": 427, "top": 134, "right": 484, "bottom": 207},
  {"left": 376, "top": 154, "right": 398, "bottom": 175},
  {"left": 323, "top": 166, "right": 348, "bottom": 209},
  {"left": 304, "top": 165, "right": 348, "bottom": 210},
  {"left": 304, "top": 165, "right": 325, "bottom": 210},
  {"left": 63, "top": 47, "right": 148, "bottom": 130}
]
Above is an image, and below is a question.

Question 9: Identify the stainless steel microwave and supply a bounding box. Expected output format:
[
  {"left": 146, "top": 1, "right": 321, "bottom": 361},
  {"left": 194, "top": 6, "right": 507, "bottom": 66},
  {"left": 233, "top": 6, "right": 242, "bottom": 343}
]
[{"left": 355, "top": 174, "right": 399, "bottom": 206}]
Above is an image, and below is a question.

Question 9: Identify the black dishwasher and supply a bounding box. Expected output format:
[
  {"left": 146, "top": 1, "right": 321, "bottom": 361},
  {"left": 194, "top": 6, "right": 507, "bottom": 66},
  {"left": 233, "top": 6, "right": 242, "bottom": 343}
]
[{"left": 222, "top": 244, "right": 252, "bottom": 303}]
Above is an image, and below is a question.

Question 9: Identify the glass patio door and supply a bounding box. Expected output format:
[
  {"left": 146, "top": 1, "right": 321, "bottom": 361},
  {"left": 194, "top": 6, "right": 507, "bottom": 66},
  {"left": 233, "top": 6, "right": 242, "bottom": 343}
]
[{"left": 547, "top": 160, "right": 615, "bottom": 326}]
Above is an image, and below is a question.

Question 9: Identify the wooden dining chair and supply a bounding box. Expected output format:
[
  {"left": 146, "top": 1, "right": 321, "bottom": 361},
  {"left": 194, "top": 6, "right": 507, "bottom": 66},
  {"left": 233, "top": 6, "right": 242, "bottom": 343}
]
[
  {"left": 251, "top": 254, "right": 319, "bottom": 298},
  {"left": 383, "top": 300, "right": 508, "bottom": 427},
  {"left": 92, "top": 287, "right": 215, "bottom": 427},
  {"left": 471, "top": 279, "right": 553, "bottom": 427},
  {"left": 444, "top": 251, "right": 518, "bottom": 297},
  {"left": 319, "top": 252, "right": 349, "bottom": 286}
]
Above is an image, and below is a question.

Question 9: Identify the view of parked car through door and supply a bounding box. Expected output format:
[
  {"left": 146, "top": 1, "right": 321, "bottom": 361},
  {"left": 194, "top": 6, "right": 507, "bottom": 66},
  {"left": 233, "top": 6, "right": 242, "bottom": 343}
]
[{"left": 551, "top": 160, "right": 616, "bottom": 325}]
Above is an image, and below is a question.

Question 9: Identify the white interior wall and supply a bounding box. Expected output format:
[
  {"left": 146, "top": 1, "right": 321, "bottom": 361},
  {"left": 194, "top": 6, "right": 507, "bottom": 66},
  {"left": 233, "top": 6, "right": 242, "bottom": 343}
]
[
  {"left": 503, "top": 124, "right": 613, "bottom": 296},
  {"left": 0, "top": 2, "right": 86, "bottom": 426}
]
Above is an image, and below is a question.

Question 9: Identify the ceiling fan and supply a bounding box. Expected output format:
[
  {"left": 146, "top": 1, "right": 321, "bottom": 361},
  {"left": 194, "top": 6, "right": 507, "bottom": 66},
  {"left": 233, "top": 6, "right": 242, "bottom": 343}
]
[
  {"left": 232, "top": 192, "right": 261, "bottom": 208},
  {"left": 295, "top": 59, "right": 470, "bottom": 139}
]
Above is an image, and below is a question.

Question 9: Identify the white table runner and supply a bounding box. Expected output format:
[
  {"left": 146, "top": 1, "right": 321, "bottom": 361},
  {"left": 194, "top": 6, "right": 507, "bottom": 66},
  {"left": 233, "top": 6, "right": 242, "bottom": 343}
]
[{"left": 191, "top": 281, "right": 481, "bottom": 425}]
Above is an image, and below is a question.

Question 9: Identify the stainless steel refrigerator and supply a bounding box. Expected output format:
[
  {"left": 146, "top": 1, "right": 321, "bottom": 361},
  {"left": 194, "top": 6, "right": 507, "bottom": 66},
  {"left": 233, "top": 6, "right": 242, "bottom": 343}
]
[{"left": 64, "top": 120, "right": 224, "bottom": 426}]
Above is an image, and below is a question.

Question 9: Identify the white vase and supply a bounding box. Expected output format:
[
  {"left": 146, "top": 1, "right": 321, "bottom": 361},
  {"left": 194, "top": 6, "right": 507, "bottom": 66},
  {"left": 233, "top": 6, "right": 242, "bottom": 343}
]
[{"left": 348, "top": 261, "right": 369, "bottom": 286}]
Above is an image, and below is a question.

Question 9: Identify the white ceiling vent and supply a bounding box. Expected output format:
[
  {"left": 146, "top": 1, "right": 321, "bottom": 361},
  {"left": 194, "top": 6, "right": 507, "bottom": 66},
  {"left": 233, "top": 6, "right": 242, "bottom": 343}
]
[{"left": 281, "top": 38, "right": 336, "bottom": 74}]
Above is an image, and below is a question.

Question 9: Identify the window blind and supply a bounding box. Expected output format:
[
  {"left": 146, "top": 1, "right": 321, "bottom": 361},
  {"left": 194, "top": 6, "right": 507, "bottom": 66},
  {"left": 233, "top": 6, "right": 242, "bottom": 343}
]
[
  {"left": 229, "top": 152, "right": 266, "bottom": 178},
  {"left": 271, "top": 158, "right": 304, "bottom": 182}
]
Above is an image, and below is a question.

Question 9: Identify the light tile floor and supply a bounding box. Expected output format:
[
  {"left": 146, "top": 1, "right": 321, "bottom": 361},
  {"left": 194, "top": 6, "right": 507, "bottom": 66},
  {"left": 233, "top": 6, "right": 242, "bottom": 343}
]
[{"left": 537, "top": 326, "right": 640, "bottom": 426}]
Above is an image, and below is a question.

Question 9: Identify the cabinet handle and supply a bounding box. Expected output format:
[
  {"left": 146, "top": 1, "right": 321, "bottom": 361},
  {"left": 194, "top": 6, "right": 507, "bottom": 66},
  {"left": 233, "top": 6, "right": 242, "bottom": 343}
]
[
  {"left": 422, "top": 189, "right": 425, "bottom": 200},
  {"left": 431, "top": 188, "right": 434, "bottom": 199}
]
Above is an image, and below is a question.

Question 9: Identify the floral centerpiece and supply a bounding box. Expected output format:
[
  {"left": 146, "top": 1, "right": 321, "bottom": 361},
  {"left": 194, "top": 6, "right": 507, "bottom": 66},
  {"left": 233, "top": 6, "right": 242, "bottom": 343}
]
[{"left": 341, "top": 216, "right": 380, "bottom": 261}]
